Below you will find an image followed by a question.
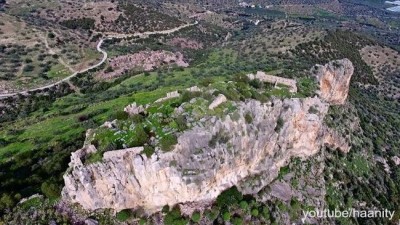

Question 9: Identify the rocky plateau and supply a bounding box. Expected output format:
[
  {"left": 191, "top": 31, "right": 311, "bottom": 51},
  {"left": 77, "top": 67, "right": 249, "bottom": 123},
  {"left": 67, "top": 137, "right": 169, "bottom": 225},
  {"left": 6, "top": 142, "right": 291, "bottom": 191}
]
[{"left": 62, "top": 59, "right": 354, "bottom": 214}]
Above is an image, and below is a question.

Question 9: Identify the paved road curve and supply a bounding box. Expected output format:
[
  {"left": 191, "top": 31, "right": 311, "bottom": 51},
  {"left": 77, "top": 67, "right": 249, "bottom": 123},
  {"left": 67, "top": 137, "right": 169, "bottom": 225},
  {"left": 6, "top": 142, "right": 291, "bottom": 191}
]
[{"left": 0, "top": 22, "right": 197, "bottom": 98}]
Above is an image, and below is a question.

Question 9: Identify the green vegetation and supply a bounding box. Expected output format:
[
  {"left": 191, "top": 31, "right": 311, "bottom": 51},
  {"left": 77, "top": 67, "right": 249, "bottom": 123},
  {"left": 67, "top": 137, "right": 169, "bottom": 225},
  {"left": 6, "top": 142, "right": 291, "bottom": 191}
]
[
  {"left": 158, "top": 185, "right": 307, "bottom": 224},
  {"left": 142, "top": 145, "right": 155, "bottom": 158},
  {"left": 318, "top": 44, "right": 400, "bottom": 224},
  {"left": 164, "top": 206, "right": 189, "bottom": 225},
  {"left": 222, "top": 211, "right": 231, "bottom": 221},
  {"left": 160, "top": 134, "right": 178, "bottom": 152},
  {"left": 216, "top": 186, "right": 243, "bottom": 208},
  {"left": 40, "top": 179, "right": 61, "bottom": 200},
  {"left": 244, "top": 113, "right": 253, "bottom": 124},
  {"left": 251, "top": 208, "right": 259, "bottom": 217},
  {"left": 78, "top": 73, "right": 293, "bottom": 164},
  {"left": 275, "top": 117, "right": 284, "bottom": 132},
  {"left": 277, "top": 165, "right": 290, "bottom": 180},
  {"left": 294, "top": 30, "right": 377, "bottom": 84},
  {"left": 117, "top": 4, "right": 183, "bottom": 33},
  {"left": 297, "top": 77, "right": 318, "bottom": 97},
  {"left": 191, "top": 211, "right": 201, "bottom": 223},
  {"left": 0, "top": 42, "right": 65, "bottom": 87},
  {"left": 116, "top": 209, "right": 134, "bottom": 222}
]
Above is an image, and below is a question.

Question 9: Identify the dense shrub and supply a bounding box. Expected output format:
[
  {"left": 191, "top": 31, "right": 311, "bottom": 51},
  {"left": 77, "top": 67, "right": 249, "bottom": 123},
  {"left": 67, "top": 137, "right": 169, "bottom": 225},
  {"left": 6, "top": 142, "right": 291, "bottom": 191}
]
[
  {"left": 60, "top": 18, "right": 95, "bottom": 30},
  {"left": 142, "top": 146, "right": 155, "bottom": 158},
  {"left": 160, "top": 134, "right": 178, "bottom": 152},
  {"left": 275, "top": 117, "right": 284, "bottom": 132},
  {"left": 23, "top": 64, "right": 34, "bottom": 72},
  {"left": 40, "top": 180, "right": 61, "bottom": 199},
  {"left": 164, "top": 206, "right": 189, "bottom": 225},
  {"left": 128, "top": 125, "right": 149, "bottom": 147},
  {"left": 244, "top": 113, "right": 253, "bottom": 124},
  {"left": 191, "top": 211, "right": 201, "bottom": 223},
  {"left": 216, "top": 186, "right": 243, "bottom": 208},
  {"left": 116, "top": 209, "right": 134, "bottom": 222}
]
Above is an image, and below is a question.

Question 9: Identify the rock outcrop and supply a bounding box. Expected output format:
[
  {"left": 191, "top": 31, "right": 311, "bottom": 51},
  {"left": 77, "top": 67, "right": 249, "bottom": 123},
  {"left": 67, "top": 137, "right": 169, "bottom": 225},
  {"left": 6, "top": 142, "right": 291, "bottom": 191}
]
[
  {"left": 154, "top": 91, "right": 180, "bottom": 103},
  {"left": 62, "top": 59, "right": 353, "bottom": 213},
  {"left": 314, "top": 59, "right": 354, "bottom": 105},
  {"left": 124, "top": 102, "right": 145, "bottom": 116},
  {"left": 208, "top": 94, "right": 227, "bottom": 110}
]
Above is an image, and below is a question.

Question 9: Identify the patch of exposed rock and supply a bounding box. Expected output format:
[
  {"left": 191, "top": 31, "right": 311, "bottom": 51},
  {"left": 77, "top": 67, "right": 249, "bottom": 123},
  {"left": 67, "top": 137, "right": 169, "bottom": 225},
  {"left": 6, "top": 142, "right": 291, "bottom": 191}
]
[
  {"left": 124, "top": 102, "right": 145, "bottom": 116},
  {"left": 153, "top": 86, "right": 201, "bottom": 103},
  {"left": 154, "top": 91, "right": 180, "bottom": 103},
  {"left": 208, "top": 94, "right": 227, "bottom": 110},
  {"left": 314, "top": 59, "right": 354, "bottom": 105},
  {"left": 62, "top": 59, "right": 353, "bottom": 213},
  {"left": 98, "top": 50, "right": 188, "bottom": 79}
]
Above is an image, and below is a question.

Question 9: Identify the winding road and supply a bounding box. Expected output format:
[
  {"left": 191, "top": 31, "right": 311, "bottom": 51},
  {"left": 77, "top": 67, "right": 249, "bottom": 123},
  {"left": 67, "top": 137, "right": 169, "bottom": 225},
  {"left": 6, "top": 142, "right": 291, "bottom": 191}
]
[{"left": 0, "top": 21, "right": 197, "bottom": 98}]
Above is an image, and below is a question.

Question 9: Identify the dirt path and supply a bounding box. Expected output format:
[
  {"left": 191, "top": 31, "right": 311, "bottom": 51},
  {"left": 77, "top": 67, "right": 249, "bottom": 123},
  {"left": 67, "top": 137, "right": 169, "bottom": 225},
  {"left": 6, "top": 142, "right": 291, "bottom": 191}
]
[
  {"left": 0, "top": 22, "right": 197, "bottom": 98},
  {"left": 42, "top": 34, "right": 77, "bottom": 73}
]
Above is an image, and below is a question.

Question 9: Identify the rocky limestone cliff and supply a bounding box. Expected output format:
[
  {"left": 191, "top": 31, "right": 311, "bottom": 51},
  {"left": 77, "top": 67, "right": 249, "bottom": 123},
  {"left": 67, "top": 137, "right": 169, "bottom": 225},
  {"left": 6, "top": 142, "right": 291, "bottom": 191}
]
[
  {"left": 62, "top": 59, "right": 354, "bottom": 213},
  {"left": 314, "top": 58, "right": 354, "bottom": 105}
]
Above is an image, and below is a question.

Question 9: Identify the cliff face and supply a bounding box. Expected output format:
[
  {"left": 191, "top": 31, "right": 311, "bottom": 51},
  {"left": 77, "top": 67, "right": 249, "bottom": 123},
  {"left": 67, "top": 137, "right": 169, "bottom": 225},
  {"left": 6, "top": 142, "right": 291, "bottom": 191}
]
[{"left": 62, "top": 59, "right": 354, "bottom": 213}]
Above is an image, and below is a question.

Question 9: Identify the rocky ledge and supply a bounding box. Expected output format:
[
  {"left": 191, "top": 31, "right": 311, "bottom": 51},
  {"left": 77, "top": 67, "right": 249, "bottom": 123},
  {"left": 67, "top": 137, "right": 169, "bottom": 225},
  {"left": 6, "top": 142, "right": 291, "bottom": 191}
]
[{"left": 62, "top": 59, "right": 354, "bottom": 213}]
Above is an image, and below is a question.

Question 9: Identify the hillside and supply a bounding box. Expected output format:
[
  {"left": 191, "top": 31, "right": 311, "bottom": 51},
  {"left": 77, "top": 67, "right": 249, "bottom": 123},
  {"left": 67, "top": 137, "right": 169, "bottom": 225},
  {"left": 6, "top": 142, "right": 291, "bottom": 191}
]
[{"left": 0, "top": 0, "right": 400, "bottom": 225}]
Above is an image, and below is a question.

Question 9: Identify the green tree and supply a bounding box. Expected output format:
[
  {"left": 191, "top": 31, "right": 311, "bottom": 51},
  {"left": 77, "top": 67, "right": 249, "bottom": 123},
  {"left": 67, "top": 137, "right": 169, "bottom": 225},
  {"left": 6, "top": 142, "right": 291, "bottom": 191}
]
[
  {"left": 222, "top": 211, "right": 231, "bottom": 221},
  {"left": 116, "top": 209, "right": 134, "bottom": 222},
  {"left": 0, "top": 193, "right": 16, "bottom": 210},
  {"left": 232, "top": 216, "right": 243, "bottom": 225},
  {"left": 191, "top": 211, "right": 201, "bottom": 223},
  {"left": 239, "top": 201, "right": 249, "bottom": 210},
  {"left": 205, "top": 206, "right": 220, "bottom": 221},
  {"left": 164, "top": 206, "right": 189, "bottom": 225},
  {"left": 251, "top": 208, "right": 259, "bottom": 217},
  {"left": 41, "top": 179, "right": 61, "bottom": 199},
  {"left": 216, "top": 186, "right": 243, "bottom": 208},
  {"left": 262, "top": 206, "right": 270, "bottom": 220}
]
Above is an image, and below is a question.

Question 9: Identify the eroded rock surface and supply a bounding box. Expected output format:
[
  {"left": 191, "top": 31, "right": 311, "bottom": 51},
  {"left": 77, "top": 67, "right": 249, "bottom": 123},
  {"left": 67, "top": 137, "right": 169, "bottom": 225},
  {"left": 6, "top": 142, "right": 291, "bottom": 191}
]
[{"left": 314, "top": 59, "right": 354, "bottom": 105}]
